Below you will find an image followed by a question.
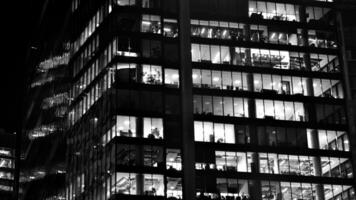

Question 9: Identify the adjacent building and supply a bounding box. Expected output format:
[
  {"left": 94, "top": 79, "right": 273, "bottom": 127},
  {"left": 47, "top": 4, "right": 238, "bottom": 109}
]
[
  {"left": 0, "top": 129, "right": 16, "bottom": 200},
  {"left": 337, "top": 0, "right": 356, "bottom": 186},
  {"left": 20, "top": 49, "right": 70, "bottom": 200},
  {"left": 66, "top": 0, "right": 356, "bottom": 200}
]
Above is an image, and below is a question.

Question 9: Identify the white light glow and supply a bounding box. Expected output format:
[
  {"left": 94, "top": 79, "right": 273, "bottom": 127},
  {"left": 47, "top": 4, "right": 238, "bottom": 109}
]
[
  {"left": 234, "top": 80, "right": 241, "bottom": 84},
  {"left": 212, "top": 52, "right": 220, "bottom": 63},
  {"left": 142, "top": 21, "right": 151, "bottom": 25},
  {"left": 172, "top": 74, "right": 179, "bottom": 79}
]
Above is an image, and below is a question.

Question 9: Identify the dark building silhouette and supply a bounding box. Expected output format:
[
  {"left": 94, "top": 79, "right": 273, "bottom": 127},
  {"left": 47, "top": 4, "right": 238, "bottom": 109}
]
[
  {"left": 22, "top": 0, "right": 356, "bottom": 199},
  {"left": 337, "top": 1, "right": 356, "bottom": 187},
  {"left": 20, "top": 49, "right": 70, "bottom": 200}
]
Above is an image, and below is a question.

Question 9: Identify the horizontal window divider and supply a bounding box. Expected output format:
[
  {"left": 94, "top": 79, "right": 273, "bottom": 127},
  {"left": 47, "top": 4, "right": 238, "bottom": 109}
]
[
  {"left": 196, "top": 170, "right": 354, "bottom": 185},
  {"left": 109, "top": 194, "right": 166, "bottom": 200},
  {"left": 193, "top": 88, "right": 344, "bottom": 104},
  {"left": 192, "top": 62, "right": 343, "bottom": 79},
  {"left": 114, "top": 83, "right": 180, "bottom": 91},
  {"left": 193, "top": 115, "right": 348, "bottom": 130},
  {"left": 108, "top": 166, "right": 182, "bottom": 177},
  {"left": 195, "top": 142, "right": 352, "bottom": 157},
  {"left": 191, "top": 37, "right": 339, "bottom": 54}
]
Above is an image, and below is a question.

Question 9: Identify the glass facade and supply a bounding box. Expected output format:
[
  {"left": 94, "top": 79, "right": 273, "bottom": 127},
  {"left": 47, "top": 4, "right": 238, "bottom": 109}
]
[{"left": 66, "top": 0, "right": 356, "bottom": 199}]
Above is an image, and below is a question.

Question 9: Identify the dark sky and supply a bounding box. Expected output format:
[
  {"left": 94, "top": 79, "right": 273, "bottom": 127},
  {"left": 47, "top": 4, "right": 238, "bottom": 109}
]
[{"left": 1, "top": 0, "right": 70, "bottom": 133}]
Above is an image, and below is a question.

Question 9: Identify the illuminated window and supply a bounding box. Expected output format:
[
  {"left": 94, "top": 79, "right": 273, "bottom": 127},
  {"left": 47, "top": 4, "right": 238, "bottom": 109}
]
[
  {"left": 143, "top": 118, "right": 163, "bottom": 139},
  {"left": 167, "top": 177, "right": 182, "bottom": 198},
  {"left": 142, "top": 65, "right": 162, "bottom": 85},
  {"left": 249, "top": 1, "right": 300, "bottom": 22},
  {"left": 163, "top": 19, "right": 178, "bottom": 37},
  {"left": 194, "top": 121, "right": 235, "bottom": 144},
  {"left": 144, "top": 174, "right": 164, "bottom": 196},
  {"left": 215, "top": 151, "right": 248, "bottom": 172},
  {"left": 141, "top": 15, "right": 161, "bottom": 34},
  {"left": 191, "top": 44, "right": 231, "bottom": 64},
  {"left": 164, "top": 69, "right": 179, "bottom": 87},
  {"left": 116, "top": 0, "right": 136, "bottom": 6},
  {"left": 166, "top": 149, "right": 181, "bottom": 171},
  {"left": 256, "top": 99, "right": 305, "bottom": 121}
]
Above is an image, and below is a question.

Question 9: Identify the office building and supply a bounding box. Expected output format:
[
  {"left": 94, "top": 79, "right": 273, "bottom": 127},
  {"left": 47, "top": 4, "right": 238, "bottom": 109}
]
[{"left": 66, "top": 0, "right": 356, "bottom": 199}]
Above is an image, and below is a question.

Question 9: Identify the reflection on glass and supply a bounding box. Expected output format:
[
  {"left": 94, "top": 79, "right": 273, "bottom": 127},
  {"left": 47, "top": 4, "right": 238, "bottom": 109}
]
[
  {"left": 313, "top": 78, "right": 343, "bottom": 98},
  {"left": 308, "top": 30, "right": 337, "bottom": 48},
  {"left": 306, "top": 7, "right": 331, "bottom": 23},
  {"left": 313, "top": 130, "right": 352, "bottom": 152},
  {"left": 310, "top": 53, "right": 340, "bottom": 73}
]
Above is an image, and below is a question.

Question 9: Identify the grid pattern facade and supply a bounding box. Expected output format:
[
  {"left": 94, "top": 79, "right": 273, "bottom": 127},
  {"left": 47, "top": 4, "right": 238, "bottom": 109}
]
[{"left": 66, "top": 0, "right": 356, "bottom": 200}]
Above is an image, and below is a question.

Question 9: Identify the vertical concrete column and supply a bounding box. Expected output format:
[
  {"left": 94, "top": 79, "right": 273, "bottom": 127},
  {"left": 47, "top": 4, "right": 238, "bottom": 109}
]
[
  {"left": 244, "top": 25, "right": 252, "bottom": 67},
  {"left": 303, "top": 28, "right": 314, "bottom": 97},
  {"left": 309, "top": 129, "right": 324, "bottom": 200},
  {"left": 302, "top": 5, "right": 323, "bottom": 198},
  {"left": 306, "top": 76, "right": 314, "bottom": 97},
  {"left": 300, "top": 4, "right": 312, "bottom": 71},
  {"left": 243, "top": 23, "right": 261, "bottom": 199},
  {"left": 136, "top": 117, "right": 144, "bottom": 195},
  {"left": 299, "top": 5, "right": 306, "bottom": 24},
  {"left": 229, "top": 46, "right": 236, "bottom": 65},
  {"left": 243, "top": 24, "right": 250, "bottom": 42},
  {"left": 247, "top": 69, "right": 261, "bottom": 200},
  {"left": 136, "top": 174, "right": 144, "bottom": 195},
  {"left": 301, "top": 7, "right": 323, "bottom": 195},
  {"left": 249, "top": 152, "right": 261, "bottom": 200},
  {"left": 137, "top": 117, "right": 143, "bottom": 138},
  {"left": 179, "top": 0, "right": 196, "bottom": 200},
  {"left": 137, "top": 64, "right": 143, "bottom": 84},
  {"left": 245, "top": 48, "right": 252, "bottom": 67},
  {"left": 302, "top": 24, "right": 317, "bottom": 123},
  {"left": 249, "top": 128, "right": 261, "bottom": 200},
  {"left": 247, "top": 73, "right": 254, "bottom": 92},
  {"left": 305, "top": 55, "right": 316, "bottom": 122}
]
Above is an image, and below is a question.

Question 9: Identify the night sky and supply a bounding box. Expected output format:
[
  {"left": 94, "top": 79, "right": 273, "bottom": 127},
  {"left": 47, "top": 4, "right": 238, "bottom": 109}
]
[{"left": 1, "top": 0, "right": 70, "bottom": 133}]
